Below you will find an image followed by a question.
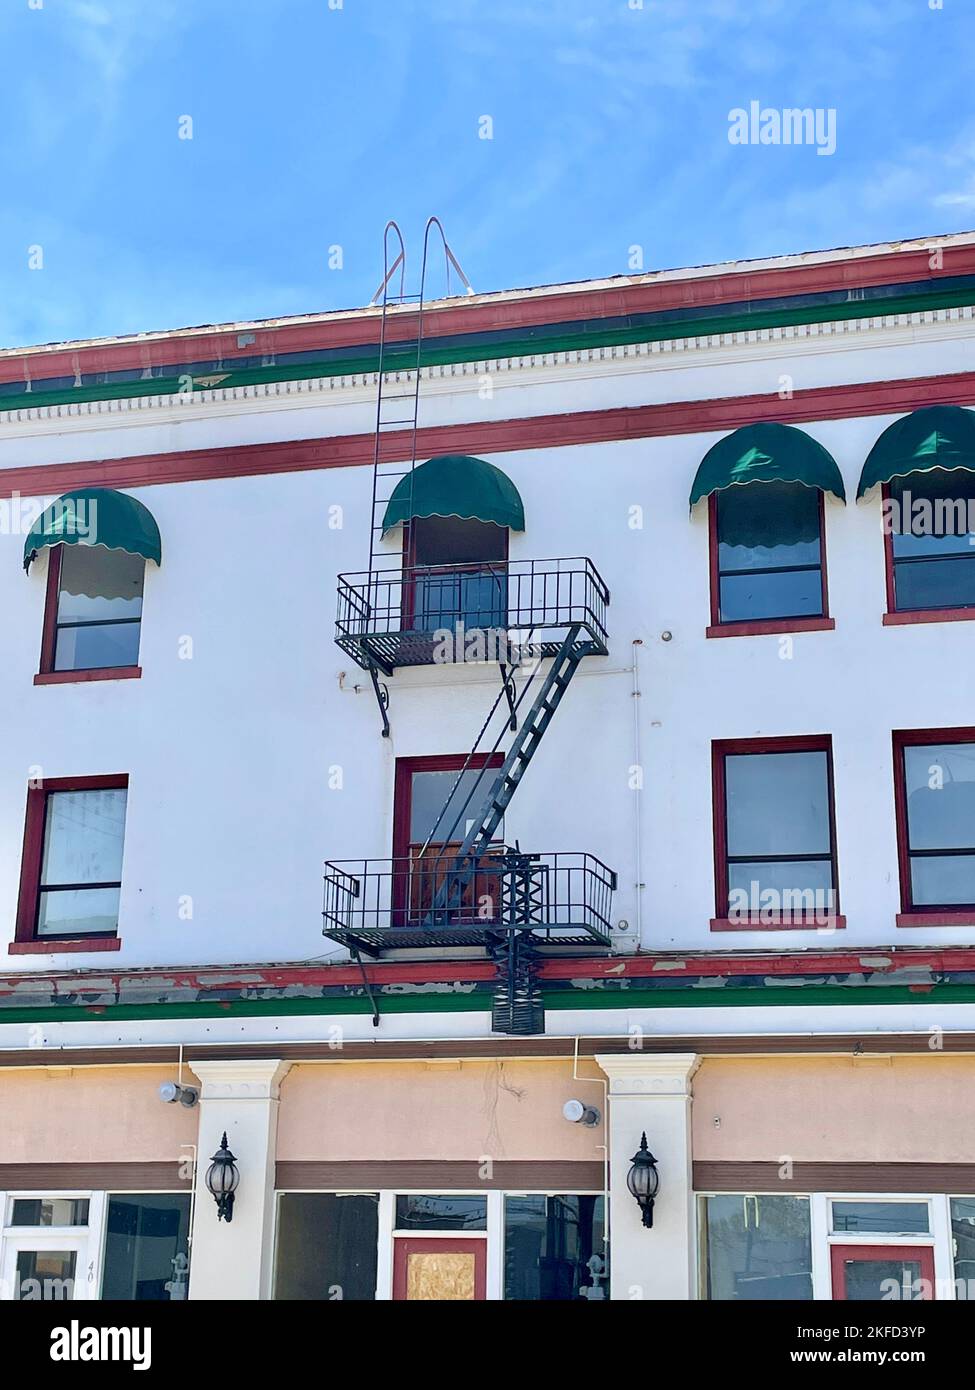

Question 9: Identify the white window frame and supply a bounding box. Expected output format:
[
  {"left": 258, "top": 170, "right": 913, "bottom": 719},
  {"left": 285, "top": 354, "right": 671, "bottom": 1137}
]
[{"left": 0, "top": 1190, "right": 105, "bottom": 1302}]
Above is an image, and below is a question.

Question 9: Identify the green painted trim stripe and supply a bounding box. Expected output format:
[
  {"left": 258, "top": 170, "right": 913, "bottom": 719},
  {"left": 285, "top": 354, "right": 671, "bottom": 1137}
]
[
  {"left": 1, "top": 981, "right": 971, "bottom": 1025},
  {"left": 4, "top": 282, "right": 973, "bottom": 415}
]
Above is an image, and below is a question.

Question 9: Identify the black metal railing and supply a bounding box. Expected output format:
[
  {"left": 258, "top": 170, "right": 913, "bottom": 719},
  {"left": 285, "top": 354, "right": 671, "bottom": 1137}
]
[
  {"left": 322, "top": 849, "right": 617, "bottom": 955},
  {"left": 335, "top": 557, "right": 609, "bottom": 672}
]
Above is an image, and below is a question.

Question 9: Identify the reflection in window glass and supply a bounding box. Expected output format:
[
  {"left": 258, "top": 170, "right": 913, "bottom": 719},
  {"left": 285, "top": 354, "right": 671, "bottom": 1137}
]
[
  {"left": 395, "top": 1194, "right": 487, "bottom": 1231},
  {"left": 716, "top": 481, "right": 823, "bottom": 623},
  {"left": 274, "top": 1194, "right": 379, "bottom": 1300},
  {"left": 37, "top": 788, "right": 127, "bottom": 938},
  {"left": 831, "top": 1201, "right": 929, "bottom": 1235},
  {"left": 54, "top": 544, "right": 144, "bottom": 671},
  {"left": 504, "top": 1195, "right": 607, "bottom": 1300},
  {"left": 950, "top": 1198, "right": 975, "bottom": 1296},
  {"left": 10, "top": 1198, "right": 89, "bottom": 1228},
  {"left": 703, "top": 1195, "right": 813, "bottom": 1300},
  {"left": 14, "top": 1250, "right": 76, "bottom": 1300},
  {"left": 902, "top": 741, "right": 975, "bottom": 907},
  {"left": 102, "top": 1194, "right": 191, "bottom": 1300}
]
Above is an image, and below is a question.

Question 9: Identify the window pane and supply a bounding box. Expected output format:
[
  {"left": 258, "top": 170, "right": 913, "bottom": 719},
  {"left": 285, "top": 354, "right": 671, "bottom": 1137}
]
[
  {"left": 14, "top": 1250, "right": 77, "bottom": 1301},
  {"left": 394, "top": 1194, "right": 487, "bottom": 1231},
  {"left": 10, "top": 1199, "right": 89, "bottom": 1227},
  {"left": 56, "top": 545, "right": 144, "bottom": 623},
  {"left": 904, "top": 744, "right": 975, "bottom": 850},
  {"left": 54, "top": 620, "right": 142, "bottom": 672},
  {"left": 703, "top": 1195, "right": 813, "bottom": 1300},
  {"left": 717, "top": 482, "right": 821, "bottom": 559},
  {"left": 950, "top": 1198, "right": 975, "bottom": 1294},
  {"left": 889, "top": 471, "right": 975, "bottom": 556},
  {"left": 37, "top": 887, "right": 121, "bottom": 937},
  {"left": 719, "top": 568, "right": 823, "bottom": 622},
  {"left": 412, "top": 570, "right": 507, "bottom": 632},
  {"left": 504, "top": 1195, "right": 607, "bottom": 1300},
  {"left": 413, "top": 517, "right": 507, "bottom": 566},
  {"left": 843, "top": 1256, "right": 925, "bottom": 1300},
  {"left": 41, "top": 789, "right": 127, "bottom": 887},
  {"left": 409, "top": 769, "right": 498, "bottom": 844},
  {"left": 910, "top": 854, "right": 975, "bottom": 907},
  {"left": 726, "top": 751, "right": 831, "bottom": 858},
  {"left": 728, "top": 858, "right": 834, "bottom": 909},
  {"left": 832, "top": 1201, "right": 929, "bottom": 1234},
  {"left": 102, "top": 1194, "right": 191, "bottom": 1300},
  {"left": 274, "top": 1194, "right": 378, "bottom": 1300},
  {"left": 893, "top": 557, "right": 975, "bottom": 612}
]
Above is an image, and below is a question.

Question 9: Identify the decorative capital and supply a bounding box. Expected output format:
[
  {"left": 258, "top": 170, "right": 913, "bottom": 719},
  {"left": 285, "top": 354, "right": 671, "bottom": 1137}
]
[
  {"left": 594, "top": 1052, "right": 700, "bottom": 1097},
  {"left": 189, "top": 1059, "right": 291, "bottom": 1102}
]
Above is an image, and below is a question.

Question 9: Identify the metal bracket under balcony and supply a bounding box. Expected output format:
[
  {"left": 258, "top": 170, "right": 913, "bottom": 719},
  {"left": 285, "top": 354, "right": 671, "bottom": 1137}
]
[
  {"left": 322, "top": 850, "right": 617, "bottom": 958},
  {"left": 335, "top": 557, "right": 609, "bottom": 676}
]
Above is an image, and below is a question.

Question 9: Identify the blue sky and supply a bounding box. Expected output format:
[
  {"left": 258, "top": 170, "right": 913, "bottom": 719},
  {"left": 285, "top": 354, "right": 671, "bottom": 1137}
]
[{"left": 1, "top": 0, "right": 973, "bottom": 347}]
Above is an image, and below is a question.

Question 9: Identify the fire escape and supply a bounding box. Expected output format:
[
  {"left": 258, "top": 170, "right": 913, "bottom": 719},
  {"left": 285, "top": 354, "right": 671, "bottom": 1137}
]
[{"left": 323, "top": 220, "right": 616, "bottom": 1034}]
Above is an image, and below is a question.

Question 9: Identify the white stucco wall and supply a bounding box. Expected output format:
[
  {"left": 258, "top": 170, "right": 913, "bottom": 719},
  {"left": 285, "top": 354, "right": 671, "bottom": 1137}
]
[{"left": 0, "top": 317, "right": 971, "bottom": 972}]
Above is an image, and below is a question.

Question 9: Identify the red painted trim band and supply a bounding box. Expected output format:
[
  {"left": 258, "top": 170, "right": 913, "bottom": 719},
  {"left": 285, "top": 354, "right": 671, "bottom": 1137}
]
[
  {"left": 33, "top": 666, "right": 142, "bottom": 686},
  {"left": 3, "top": 371, "right": 975, "bottom": 502}
]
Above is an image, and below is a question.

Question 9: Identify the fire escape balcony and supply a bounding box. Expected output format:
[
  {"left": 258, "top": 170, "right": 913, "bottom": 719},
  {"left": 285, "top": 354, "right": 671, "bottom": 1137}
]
[
  {"left": 322, "top": 849, "right": 617, "bottom": 958},
  {"left": 335, "top": 556, "right": 609, "bottom": 675}
]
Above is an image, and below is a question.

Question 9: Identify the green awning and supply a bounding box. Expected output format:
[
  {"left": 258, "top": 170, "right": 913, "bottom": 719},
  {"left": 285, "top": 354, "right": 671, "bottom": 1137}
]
[
  {"left": 857, "top": 405, "right": 975, "bottom": 499},
  {"left": 24, "top": 487, "right": 162, "bottom": 572},
  {"left": 380, "top": 455, "right": 526, "bottom": 535},
  {"left": 689, "top": 422, "right": 846, "bottom": 508}
]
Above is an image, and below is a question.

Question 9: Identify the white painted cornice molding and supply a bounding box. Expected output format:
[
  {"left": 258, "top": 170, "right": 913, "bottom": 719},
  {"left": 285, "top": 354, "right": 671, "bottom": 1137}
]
[
  {"left": 595, "top": 1052, "right": 701, "bottom": 1095},
  {"left": 189, "top": 1058, "right": 291, "bottom": 1101}
]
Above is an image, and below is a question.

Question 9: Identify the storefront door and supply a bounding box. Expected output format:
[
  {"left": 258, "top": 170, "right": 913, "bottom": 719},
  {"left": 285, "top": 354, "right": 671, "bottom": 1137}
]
[
  {"left": 0, "top": 1233, "right": 89, "bottom": 1301},
  {"left": 830, "top": 1244, "right": 935, "bottom": 1300},
  {"left": 392, "top": 1237, "right": 487, "bottom": 1300}
]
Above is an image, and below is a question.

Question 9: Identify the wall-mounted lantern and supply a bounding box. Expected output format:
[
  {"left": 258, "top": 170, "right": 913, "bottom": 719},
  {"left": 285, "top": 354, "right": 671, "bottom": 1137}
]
[
  {"left": 626, "top": 1132, "right": 660, "bottom": 1228},
  {"left": 205, "top": 1132, "right": 240, "bottom": 1223}
]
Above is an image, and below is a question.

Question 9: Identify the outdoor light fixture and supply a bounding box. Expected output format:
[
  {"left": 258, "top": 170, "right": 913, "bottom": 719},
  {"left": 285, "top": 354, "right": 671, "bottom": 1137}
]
[
  {"left": 205, "top": 1132, "right": 239, "bottom": 1223},
  {"left": 627, "top": 1132, "right": 660, "bottom": 1228}
]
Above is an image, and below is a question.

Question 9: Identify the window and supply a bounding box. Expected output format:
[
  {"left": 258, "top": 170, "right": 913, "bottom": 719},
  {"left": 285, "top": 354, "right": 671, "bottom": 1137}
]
[
  {"left": 831, "top": 1201, "right": 929, "bottom": 1235},
  {"left": 39, "top": 543, "right": 144, "bottom": 677},
  {"left": 710, "top": 482, "right": 830, "bottom": 630},
  {"left": 101, "top": 1194, "right": 191, "bottom": 1300},
  {"left": 14, "top": 776, "right": 128, "bottom": 951},
  {"left": 950, "top": 1198, "right": 975, "bottom": 1296},
  {"left": 10, "top": 1199, "right": 89, "bottom": 1228},
  {"left": 405, "top": 516, "right": 508, "bottom": 632},
  {"left": 395, "top": 1195, "right": 487, "bottom": 1232},
  {"left": 885, "top": 471, "right": 975, "bottom": 616},
  {"left": 504, "top": 1195, "right": 607, "bottom": 1300},
  {"left": 712, "top": 737, "right": 839, "bottom": 928},
  {"left": 701, "top": 1195, "right": 813, "bottom": 1300},
  {"left": 893, "top": 730, "right": 975, "bottom": 918},
  {"left": 273, "top": 1194, "right": 379, "bottom": 1300}
]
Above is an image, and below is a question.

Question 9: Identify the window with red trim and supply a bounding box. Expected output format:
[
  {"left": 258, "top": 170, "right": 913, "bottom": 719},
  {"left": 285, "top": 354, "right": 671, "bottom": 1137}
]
[
  {"left": 403, "top": 518, "right": 508, "bottom": 633},
  {"left": 893, "top": 729, "right": 975, "bottom": 918},
  {"left": 39, "top": 544, "right": 144, "bottom": 677},
  {"left": 711, "top": 736, "right": 840, "bottom": 929},
  {"left": 14, "top": 775, "right": 129, "bottom": 949},
  {"left": 883, "top": 473, "right": 975, "bottom": 621}
]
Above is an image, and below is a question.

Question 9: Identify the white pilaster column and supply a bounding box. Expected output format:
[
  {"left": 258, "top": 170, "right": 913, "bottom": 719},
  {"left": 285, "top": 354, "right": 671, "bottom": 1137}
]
[
  {"left": 188, "top": 1059, "right": 291, "bottom": 1301},
  {"left": 595, "top": 1053, "right": 700, "bottom": 1301}
]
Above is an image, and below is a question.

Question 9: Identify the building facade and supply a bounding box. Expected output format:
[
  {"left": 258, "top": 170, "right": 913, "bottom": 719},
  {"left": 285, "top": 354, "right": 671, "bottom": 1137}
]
[{"left": 2, "top": 231, "right": 975, "bottom": 1301}]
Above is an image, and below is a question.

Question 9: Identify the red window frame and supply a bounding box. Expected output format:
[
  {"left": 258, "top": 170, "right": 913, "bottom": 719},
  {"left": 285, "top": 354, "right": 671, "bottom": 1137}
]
[
  {"left": 11, "top": 774, "right": 128, "bottom": 954},
  {"left": 400, "top": 519, "right": 510, "bottom": 631},
  {"left": 893, "top": 727, "right": 975, "bottom": 926},
  {"left": 710, "top": 734, "right": 844, "bottom": 931},
  {"left": 829, "top": 1243, "right": 935, "bottom": 1301},
  {"left": 35, "top": 545, "right": 142, "bottom": 686},
  {"left": 881, "top": 482, "right": 975, "bottom": 627},
  {"left": 706, "top": 490, "right": 835, "bottom": 638}
]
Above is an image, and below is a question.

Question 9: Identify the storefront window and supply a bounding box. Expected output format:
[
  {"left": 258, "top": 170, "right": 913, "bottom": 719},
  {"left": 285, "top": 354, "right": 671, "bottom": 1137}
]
[
  {"left": 274, "top": 1194, "right": 379, "bottom": 1300},
  {"left": 702, "top": 1195, "right": 813, "bottom": 1300},
  {"left": 504, "top": 1195, "right": 607, "bottom": 1300},
  {"left": 101, "top": 1194, "right": 191, "bottom": 1300},
  {"left": 950, "top": 1198, "right": 975, "bottom": 1297},
  {"left": 831, "top": 1201, "right": 929, "bottom": 1235},
  {"left": 10, "top": 1199, "right": 89, "bottom": 1228}
]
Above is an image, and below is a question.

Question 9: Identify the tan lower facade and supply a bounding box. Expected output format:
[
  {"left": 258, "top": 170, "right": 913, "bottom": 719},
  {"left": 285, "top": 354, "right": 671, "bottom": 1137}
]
[{"left": 3, "top": 1047, "right": 974, "bottom": 1301}]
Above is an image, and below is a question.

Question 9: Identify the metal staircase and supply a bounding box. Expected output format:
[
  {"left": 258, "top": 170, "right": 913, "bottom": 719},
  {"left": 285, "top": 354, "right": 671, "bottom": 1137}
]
[{"left": 323, "top": 222, "right": 616, "bottom": 1035}]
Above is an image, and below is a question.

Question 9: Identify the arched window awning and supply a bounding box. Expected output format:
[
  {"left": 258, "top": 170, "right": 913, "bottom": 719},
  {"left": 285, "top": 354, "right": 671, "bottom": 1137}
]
[
  {"left": 24, "top": 487, "right": 162, "bottom": 572},
  {"left": 856, "top": 405, "right": 975, "bottom": 499},
  {"left": 689, "top": 422, "right": 847, "bottom": 509},
  {"left": 380, "top": 455, "right": 526, "bottom": 536}
]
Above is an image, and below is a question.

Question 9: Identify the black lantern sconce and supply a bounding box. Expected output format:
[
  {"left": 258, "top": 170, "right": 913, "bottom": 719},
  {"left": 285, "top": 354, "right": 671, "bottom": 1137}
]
[
  {"left": 205, "top": 1131, "right": 240, "bottom": 1223},
  {"left": 627, "top": 1132, "right": 660, "bottom": 1228}
]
